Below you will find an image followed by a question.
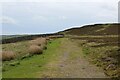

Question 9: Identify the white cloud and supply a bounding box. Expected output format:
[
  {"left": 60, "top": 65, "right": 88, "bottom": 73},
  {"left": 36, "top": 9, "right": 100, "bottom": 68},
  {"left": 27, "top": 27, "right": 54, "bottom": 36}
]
[
  {"left": 32, "top": 15, "right": 67, "bottom": 22},
  {"left": 0, "top": 0, "right": 119, "bottom": 2},
  {"left": 32, "top": 16, "right": 48, "bottom": 21},
  {"left": 0, "top": 0, "right": 119, "bottom": 35},
  {"left": 94, "top": 12, "right": 117, "bottom": 21},
  {"left": 91, "top": 1, "right": 118, "bottom": 22},
  {"left": 58, "top": 16, "right": 67, "bottom": 20},
  {"left": 0, "top": 16, "right": 17, "bottom": 24}
]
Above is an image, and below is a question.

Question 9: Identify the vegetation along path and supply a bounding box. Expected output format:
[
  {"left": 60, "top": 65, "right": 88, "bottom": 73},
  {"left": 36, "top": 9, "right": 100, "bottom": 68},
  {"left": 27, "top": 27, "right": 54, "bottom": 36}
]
[
  {"left": 38, "top": 38, "right": 107, "bottom": 78},
  {"left": 3, "top": 38, "right": 108, "bottom": 78}
]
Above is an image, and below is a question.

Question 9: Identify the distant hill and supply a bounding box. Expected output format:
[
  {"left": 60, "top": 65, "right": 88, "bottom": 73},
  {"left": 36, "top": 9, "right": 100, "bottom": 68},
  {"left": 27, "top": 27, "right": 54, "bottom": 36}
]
[
  {"left": 2, "top": 35, "right": 25, "bottom": 40},
  {"left": 59, "top": 23, "right": 120, "bottom": 36}
]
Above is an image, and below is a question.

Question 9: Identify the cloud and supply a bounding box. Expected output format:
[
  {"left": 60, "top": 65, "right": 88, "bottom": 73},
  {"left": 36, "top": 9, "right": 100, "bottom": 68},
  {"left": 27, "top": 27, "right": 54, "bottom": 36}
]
[
  {"left": 0, "top": 16, "right": 17, "bottom": 24},
  {"left": 94, "top": 0, "right": 118, "bottom": 21},
  {"left": 33, "top": 16, "right": 47, "bottom": 21},
  {"left": 0, "top": 0, "right": 119, "bottom": 2},
  {"left": 1, "top": 0, "right": 118, "bottom": 35},
  {"left": 58, "top": 16, "right": 67, "bottom": 20},
  {"left": 32, "top": 15, "right": 67, "bottom": 22}
]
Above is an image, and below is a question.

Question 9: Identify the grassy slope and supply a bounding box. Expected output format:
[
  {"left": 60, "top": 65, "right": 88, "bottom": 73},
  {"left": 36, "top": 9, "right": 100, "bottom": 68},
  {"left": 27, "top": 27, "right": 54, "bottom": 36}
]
[
  {"left": 75, "top": 38, "right": 119, "bottom": 77},
  {"left": 3, "top": 38, "right": 108, "bottom": 78},
  {"left": 2, "top": 23, "right": 120, "bottom": 78},
  {"left": 37, "top": 38, "right": 107, "bottom": 78},
  {"left": 2, "top": 38, "right": 62, "bottom": 78},
  {"left": 60, "top": 23, "right": 120, "bottom": 78},
  {"left": 60, "top": 23, "right": 119, "bottom": 36}
]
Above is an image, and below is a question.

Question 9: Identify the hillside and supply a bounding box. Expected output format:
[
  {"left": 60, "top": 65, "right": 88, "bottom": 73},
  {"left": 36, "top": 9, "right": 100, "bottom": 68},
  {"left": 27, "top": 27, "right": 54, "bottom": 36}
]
[
  {"left": 58, "top": 23, "right": 120, "bottom": 78},
  {"left": 60, "top": 23, "right": 120, "bottom": 36},
  {"left": 2, "top": 23, "right": 120, "bottom": 78}
]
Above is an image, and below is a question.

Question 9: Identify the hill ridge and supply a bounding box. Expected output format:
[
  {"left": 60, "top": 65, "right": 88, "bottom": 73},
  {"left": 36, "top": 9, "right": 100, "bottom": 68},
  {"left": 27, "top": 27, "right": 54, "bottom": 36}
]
[{"left": 59, "top": 23, "right": 120, "bottom": 36}]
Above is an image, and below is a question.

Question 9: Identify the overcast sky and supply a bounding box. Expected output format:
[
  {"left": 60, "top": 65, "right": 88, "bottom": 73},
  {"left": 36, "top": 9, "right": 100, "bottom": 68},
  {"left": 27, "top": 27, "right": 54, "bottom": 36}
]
[{"left": 0, "top": 0, "right": 119, "bottom": 35}]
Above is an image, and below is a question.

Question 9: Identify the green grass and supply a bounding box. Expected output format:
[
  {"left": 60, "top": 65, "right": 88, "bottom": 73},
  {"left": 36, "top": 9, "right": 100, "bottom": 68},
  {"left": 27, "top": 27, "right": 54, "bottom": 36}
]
[
  {"left": 2, "top": 38, "right": 63, "bottom": 78},
  {"left": 82, "top": 46, "right": 90, "bottom": 55}
]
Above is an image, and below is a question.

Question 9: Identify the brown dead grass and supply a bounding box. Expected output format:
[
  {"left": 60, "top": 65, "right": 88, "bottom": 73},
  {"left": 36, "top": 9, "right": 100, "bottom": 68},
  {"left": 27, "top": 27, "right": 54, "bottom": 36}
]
[
  {"left": 28, "top": 37, "right": 49, "bottom": 56},
  {"left": 29, "top": 40, "right": 42, "bottom": 46},
  {"left": 1, "top": 51, "right": 16, "bottom": 61},
  {"left": 28, "top": 45, "right": 43, "bottom": 55},
  {"left": 29, "top": 37, "right": 47, "bottom": 46},
  {"left": 39, "top": 38, "right": 47, "bottom": 45},
  {"left": 46, "top": 37, "right": 50, "bottom": 41}
]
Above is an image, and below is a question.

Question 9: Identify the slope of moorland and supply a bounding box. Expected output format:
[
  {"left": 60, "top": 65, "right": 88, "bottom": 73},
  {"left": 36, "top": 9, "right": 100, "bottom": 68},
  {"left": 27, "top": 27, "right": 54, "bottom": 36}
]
[
  {"left": 2, "top": 23, "right": 120, "bottom": 78},
  {"left": 60, "top": 23, "right": 120, "bottom": 78},
  {"left": 2, "top": 38, "right": 108, "bottom": 78},
  {"left": 60, "top": 23, "right": 119, "bottom": 36}
]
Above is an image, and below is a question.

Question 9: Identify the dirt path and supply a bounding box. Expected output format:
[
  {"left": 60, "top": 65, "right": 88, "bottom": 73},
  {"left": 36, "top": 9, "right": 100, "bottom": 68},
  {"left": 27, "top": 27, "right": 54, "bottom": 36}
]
[{"left": 38, "top": 38, "right": 108, "bottom": 78}]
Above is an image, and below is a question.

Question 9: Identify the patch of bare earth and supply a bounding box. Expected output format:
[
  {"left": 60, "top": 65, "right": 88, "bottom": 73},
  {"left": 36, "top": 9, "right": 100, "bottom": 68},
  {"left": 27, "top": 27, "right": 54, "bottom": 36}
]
[{"left": 37, "top": 38, "right": 108, "bottom": 78}]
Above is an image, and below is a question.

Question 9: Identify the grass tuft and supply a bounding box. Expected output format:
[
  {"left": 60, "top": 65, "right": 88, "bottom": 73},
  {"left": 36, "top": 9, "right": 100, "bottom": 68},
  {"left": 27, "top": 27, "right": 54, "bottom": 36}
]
[
  {"left": 1, "top": 51, "right": 16, "bottom": 61},
  {"left": 29, "top": 38, "right": 47, "bottom": 46},
  {"left": 28, "top": 45, "right": 43, "bottom": 55}
]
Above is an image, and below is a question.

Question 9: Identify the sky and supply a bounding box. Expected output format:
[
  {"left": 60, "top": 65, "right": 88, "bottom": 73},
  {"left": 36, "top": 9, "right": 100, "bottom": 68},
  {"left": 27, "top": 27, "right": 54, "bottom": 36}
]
[{"left": 0, "top": 0, "right": 119, "bottom": 35}]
